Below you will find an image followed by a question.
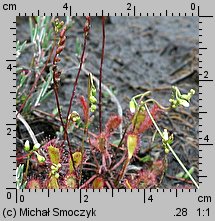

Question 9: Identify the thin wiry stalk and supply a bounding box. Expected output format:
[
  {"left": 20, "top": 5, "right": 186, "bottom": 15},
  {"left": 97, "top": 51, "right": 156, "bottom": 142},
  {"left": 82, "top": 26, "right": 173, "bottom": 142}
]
[
  {"left": 51, "top": 29, "right": 79, "bottom": 184},
  {"left": 99, "top": 16, "right": 106, "bottom": 133},
  {"left": 144, "top": 103, "right": 199, "bottom": 189},
  {"left": 65, "top": 17, "right": 90, "bottom": 136}
]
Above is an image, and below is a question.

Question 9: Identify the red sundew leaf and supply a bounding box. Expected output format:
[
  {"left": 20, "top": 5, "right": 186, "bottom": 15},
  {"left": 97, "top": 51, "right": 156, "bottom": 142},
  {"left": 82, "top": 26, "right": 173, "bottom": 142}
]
[
  {"left": 137, "top": 170, "right": 157, "bottom": 188},
  {"left": 47, "top": 145, "right": 61, "bottom": 165},
  {"left": 97, "top": 132, "right": 106, "bottom": 153},
  {"left": 47, "top": 175, "right": 59, "bottom": 189},
  {"left": 132, "top": 110, "right": 146, "bottom": 132},
  {"left": 26, "top": 179, "right": 42, "bottom": 189},
  {"left": 90, "top": 132, "right": 107, "bottom": 153},
  {"left": 105, "top": 115, "right": 122, "bottom": 135},
  {"left": 138, "top": 104, "right": 161, "bottom": 133},
  {"left": 127, "top": 133, "right": 139, "bottom": 160},
  {"left": 92, "top": 177, "right": 105, "bottom": 189},
  {"left": 80, "top": 95, "right": 89, "bottom": 123},
  {"left": 69, "top": 152, "right": 82, "bottom": 173},
  {"left": 151, "top": 160, "right": 165, "bottom": 176},
  {"left": 64, "top": 174, "right": 77, "bottom": 189}
]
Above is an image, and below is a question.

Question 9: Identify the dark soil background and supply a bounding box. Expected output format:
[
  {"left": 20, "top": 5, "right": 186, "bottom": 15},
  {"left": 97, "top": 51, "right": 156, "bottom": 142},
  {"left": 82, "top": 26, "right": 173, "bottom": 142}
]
[{"left": 17, "top": 16, "right": 199, "bottom": 188}]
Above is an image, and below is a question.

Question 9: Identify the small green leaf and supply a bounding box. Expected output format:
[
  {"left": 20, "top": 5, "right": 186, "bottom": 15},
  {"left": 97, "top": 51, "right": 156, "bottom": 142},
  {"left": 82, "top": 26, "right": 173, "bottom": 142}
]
[
  {"left": 176, "top": 171, "right": 185, "bottom": 179},
  {"left": 183, "top": 167, "right": 195, "bottom": 180},
  {"left": 139, "top": 155, "right": 152, "bottom": 163}
]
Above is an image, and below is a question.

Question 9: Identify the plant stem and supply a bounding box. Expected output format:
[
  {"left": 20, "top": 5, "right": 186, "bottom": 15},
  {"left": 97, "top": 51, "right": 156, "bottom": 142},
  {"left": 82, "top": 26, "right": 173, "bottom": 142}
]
[
  {"left": 51, "top": 32, "right": 78, "bottom": 184},
  {"left": 111, "top": 152, "right": 126, "bottom": 171},
  {"left": 144, "top": 104, "right": 199, "bottom": 189},
  {"left": 16, "top": 111, "right": 38, "bottom": 145},
  {"left": 79, "top": 174, "right": 97, "bottom": 189},
  {"left": 65, "top": 36, "right": 88, "bottom": 135},
  {"left": 69, "top": 58, "right": 123, "bottom": 138},
  {"left": 24, "top": 155, "right": 30, "bottom": 177},
  {"left": 115, "top": 158, "right": 130, "bottom": 187},
  {"left": 99, "top": 16, "right": 106, "bottom": 133},
  {"left": 79, "top": 128, "right": 88, "bottom": 187}
]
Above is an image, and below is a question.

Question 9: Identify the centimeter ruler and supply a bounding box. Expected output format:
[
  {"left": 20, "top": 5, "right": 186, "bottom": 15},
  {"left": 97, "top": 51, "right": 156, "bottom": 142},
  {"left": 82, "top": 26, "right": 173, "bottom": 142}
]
[{"left": 0, "top": 0, "right": 214, "bottom": 220}]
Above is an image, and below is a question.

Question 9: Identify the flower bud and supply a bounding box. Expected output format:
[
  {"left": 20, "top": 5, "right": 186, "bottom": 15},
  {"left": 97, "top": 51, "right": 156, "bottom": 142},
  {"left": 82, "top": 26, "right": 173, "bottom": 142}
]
[
  {"left": 92, "top": 87, "right": 96, "bottom": 96},
  {"left": 163, "top": 129, "right": 168, "bottom": 141},
  {"left": 55, "top": 173, "right": 60, "bottom": 179},
  {"left": 54, "top": 57, "right": 61, "bottom": 63},
  {"left": 179, "top": 99, "right": 189, "bottom": 108},
  {"left": 129, "top": 99, "right": 136, "bottom": 113},
  {"left": 51, "top": 165, "right": 55, "bottom": 170},
  {"left": 90, "top": 96, "right": 97, "bottom": 104},
  {"left": 35, "top": 152, "right": 45, "bottom": 163},
  {"left": 59, "top": 36, "right": 66, "bottom": 46},
  {"left": 60, "top": 27, "right": 66, "bottom": 38},
  {"left": 55, "top": 18, "right": 59, "bottom": 25},
  {"left": 90, "top": 104, "right": 96, "bottom": 112},
  {"left": 24, "top": 140, "right": 30, "bottom": 152},
  {"left": 56, "top": 45, "right": 65, "bottom": 55},
  {"left": 165, "top": 148, "right": 170, "bottom": 154},
  {"left": 33, "top": 143, "right": 40, "bottom": 151},
  {"left": 69, "top": 111, "right": 80, "bottom": 122}
]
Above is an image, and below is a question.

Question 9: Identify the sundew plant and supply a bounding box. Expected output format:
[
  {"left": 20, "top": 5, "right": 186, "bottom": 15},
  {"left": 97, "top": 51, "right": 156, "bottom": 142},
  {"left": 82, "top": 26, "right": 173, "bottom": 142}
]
[{"left": 16, "top": 16, "right": 199, "bottom": 189}]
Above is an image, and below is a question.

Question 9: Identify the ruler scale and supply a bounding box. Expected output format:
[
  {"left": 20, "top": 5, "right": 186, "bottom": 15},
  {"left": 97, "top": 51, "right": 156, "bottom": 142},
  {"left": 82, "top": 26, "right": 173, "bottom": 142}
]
[{"left": 0, "top": 0, "right": 214, "bottom": 220}]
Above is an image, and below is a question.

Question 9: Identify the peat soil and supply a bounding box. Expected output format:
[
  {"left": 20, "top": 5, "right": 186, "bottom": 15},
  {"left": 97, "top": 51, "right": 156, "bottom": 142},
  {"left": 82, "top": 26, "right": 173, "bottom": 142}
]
[{"left": 17, "top": 16, "right": 199, "bottom": 188}]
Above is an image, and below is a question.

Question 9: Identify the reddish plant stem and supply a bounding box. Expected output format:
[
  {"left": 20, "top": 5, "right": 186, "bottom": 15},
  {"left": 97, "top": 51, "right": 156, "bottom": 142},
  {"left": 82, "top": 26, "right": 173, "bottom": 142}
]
[
  {"left": 105, "top": 181, "right": 112, "bottom": 189},
  {"left": 17, "top": 44, "right": 55, "bottom": 116},
  {"left": 111, "top": 152, "right": 127, "bottom": 171},
  {"left": 88, "top": 139, "right": 100, "bottom": 169},
  {"left": 79, "top": 174, "right": 97, "bottom": 189},
  {"left": 99, "top": 16, "right": 106, "bottom": 133},
  {"left": 65, "top": 36, "right": 88, "bottom": 137},
  {"left": 102, "top": 154, "right": 107, "bottom": 171},
  {"left": 108, "top": 179, "right": 117, "bottom": 189},
  {"left": 165, "top": 174, "right": 193, "bottom": 184},
  {"left": 61, "top": 20, "right": 90, "bottom": 185},
  {"left": 115, "top": 158, "right": 130, "bottom": 187},
  {"left": 51, "top": 34, "right": 78, "bottom": 183}
]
